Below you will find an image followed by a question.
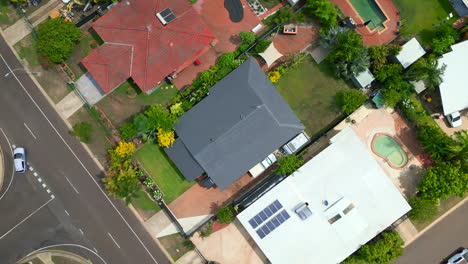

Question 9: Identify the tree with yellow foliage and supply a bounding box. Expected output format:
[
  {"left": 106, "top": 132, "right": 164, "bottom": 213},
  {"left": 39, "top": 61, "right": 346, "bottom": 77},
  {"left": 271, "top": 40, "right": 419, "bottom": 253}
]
[
  {"left": 267, "top": 71, "right": 281, "bottom": 83},
  {"left": 114, "top": 141, "right": 136, "bottom": 158},
  {"left": 157, "top": 130, "right": 175, "bottom": 148}
]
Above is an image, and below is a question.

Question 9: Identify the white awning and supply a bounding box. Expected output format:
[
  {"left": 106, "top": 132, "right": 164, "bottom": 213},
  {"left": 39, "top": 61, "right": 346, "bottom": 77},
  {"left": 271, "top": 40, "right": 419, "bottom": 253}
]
[
  {"left": 259, "top": 43, "right": 283, "bottom": 67},
  {"left": 463, "top": 0, "right": 468, "bottom": 8}
]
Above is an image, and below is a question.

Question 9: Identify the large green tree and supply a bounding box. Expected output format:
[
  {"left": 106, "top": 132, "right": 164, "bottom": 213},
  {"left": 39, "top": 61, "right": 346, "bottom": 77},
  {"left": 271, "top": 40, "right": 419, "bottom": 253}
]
[
  {"left": 416, "top": 126, "right": 454, "bottom": 161},
  {"left": 275, "top": 155, "right": 304, "bottom": 175},
  {"left": 319, "top": 26, "right": 348, "bottom": 49},
  {"left": 418, "top": 161, "right": 468, "bottom": 201},
  {"left": 430, "top": 23, "right": 459, "bottom": 55},
  {"left": 448, "top": 130, "right": 468, "bottom": 170},
  {"left": 406, "top": 57, "right": 446, "bottom": 89},
  {"left": 36, "top": 18, "right": 82, "bottom": 63},
  {"left": 305, "top": 0, "right": 339, "bottom": 29},
  {"left": 337, "top": 89, "right": 367, "bottom": 115},
  {"left": 327, "top": 30, "right": 369, "bottom": 80}
]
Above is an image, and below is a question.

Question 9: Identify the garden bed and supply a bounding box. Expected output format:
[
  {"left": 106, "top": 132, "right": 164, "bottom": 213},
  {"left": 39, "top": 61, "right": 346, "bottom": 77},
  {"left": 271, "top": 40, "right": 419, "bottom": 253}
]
[
  {"left": 275, "top": 55, "right": 351, "bottom": 138},
  {"left": 134, "top": 143, "right": 194, "bottom": 204},
  {"left": 96, "top": 80, "right": 179, "bottom": 126}
]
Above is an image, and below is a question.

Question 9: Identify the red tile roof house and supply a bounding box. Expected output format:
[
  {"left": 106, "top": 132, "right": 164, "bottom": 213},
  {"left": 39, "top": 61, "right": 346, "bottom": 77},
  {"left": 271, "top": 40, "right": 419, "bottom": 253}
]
[{"left": 80, "top": 0, "right": 216, "bottom": 98}]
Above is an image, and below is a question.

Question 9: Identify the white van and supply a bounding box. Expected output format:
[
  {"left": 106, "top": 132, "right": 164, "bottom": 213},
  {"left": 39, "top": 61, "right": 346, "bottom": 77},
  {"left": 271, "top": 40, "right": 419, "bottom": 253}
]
[{"left": 281, "top": 132, "right": 309, "bottom": 155}]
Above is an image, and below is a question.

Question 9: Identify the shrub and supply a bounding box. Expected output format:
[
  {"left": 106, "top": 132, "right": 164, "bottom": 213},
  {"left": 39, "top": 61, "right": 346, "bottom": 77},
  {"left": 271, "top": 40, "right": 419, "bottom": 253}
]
[
  {"left": 170, "top": 102, "right": 185, "bottom": 117},
  {"left": 430, "top": 23, "right": 459, "bottom": 55},
  {"left": 342, "top": 231, "right": 404, "bottom": 264},
  {"left": 267, "top": 71, "right": 281, "bottom": 83},
  {"left": 199, "top": 221, "right": 213, "bottom": 238},
  {"left": 36, "top": 18, "right": 82, "bottom": 63},
  {"left": 156, "top": 130, "right": 175, "bottom": 148},
  {"left": 254, "top": 39, "right": 272, "bottom": 53},
  {"left": 276, "top": 155, "right": 304, "bottom": 175},
  {"left": 418, "top": 161, "right": 467, "bottom": 201},
  {"left": 119, "top": 123, "right": 137, "bottom": 141},
  {"left": 408, "top": 196, "right": 439, "bottom": 223},
  {"left": 239, "top": 31, "right": 256, "bottom": 45},
  {"left": 217, "top": 52, "right": 236, "bottom": 69},
  {"left": 337, "top": 90, "right": 367, "bottom": 115},
  {"left": 388, "top": 44, "right": 402, "bottom": 56},
  {"left": 216, "top": 205, "right": 234, "bottom": 224},
  {"left": 115, "top": 141, "right": 136, "bottom": 158},
  {"left": 416, "top": 126, "right": 453, "bottom": 161},
  {"left": 72, "top": 122, "right": 92, "bottom": 143}
]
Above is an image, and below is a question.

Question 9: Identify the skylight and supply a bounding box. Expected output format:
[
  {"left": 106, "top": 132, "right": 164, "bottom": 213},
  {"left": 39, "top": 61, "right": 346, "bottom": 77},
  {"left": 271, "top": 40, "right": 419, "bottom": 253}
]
[{"left": 156, "top": 8, "right": 176, "bottom": 25}]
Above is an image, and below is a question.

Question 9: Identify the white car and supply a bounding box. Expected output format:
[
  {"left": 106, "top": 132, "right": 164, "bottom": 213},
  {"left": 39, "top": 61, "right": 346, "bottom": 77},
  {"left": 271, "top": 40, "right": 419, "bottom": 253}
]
[
  {"left": 249, "top": 153, "right": 277, "bottom": 178},
  {"left": 13, "top": 147, "right": 27, "bottom": 173},
  {"left": 447, "top": 111, "right": 462, "bottom": 128},
  {"left": 447, "top": 248, "right": 468, "bottom": 264}
]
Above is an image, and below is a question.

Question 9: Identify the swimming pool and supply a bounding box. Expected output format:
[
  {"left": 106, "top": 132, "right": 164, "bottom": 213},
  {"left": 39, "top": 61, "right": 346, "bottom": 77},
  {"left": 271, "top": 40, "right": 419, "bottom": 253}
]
[
  {"left": 372, "top": 134, "right": 408, "bottom": 169},
  {"left": 349, "top": 0, "right": 387, "bottom": 31}
]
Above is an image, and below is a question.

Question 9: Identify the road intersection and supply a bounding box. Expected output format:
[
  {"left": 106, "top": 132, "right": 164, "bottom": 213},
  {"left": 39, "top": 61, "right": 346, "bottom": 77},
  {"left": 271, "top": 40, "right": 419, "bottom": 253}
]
[{"left": 0, "top": 36, "right": 171, "bottom": 264}]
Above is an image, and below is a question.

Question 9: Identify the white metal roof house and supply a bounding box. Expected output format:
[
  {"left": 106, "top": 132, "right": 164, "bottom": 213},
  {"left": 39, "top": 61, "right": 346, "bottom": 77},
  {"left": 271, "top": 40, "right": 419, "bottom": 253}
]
[
  {"left": 351, "top": 69, "right": 375, "bottom": 89},
  {"left": 438, "top": 39, "right": 468, "bottom": 115},
  {"left": 395, "top": 37, "right": 426, "bottom": 69},
  {"left": 237, "top": 127, "right": 411, "bottom": 264}
]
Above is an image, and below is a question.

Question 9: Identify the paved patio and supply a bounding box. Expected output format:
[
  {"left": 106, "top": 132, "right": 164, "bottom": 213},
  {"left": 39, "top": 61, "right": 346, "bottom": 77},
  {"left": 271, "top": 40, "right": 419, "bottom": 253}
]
[
  {"left": 329, "top": 0, "right": 400, "bottom": 46},
  {"left": 172, "top": 0, "right": 262, "bottom": 89},
  {"left": 168, "top": 173, "right": 256, "bottom": 219},
  {"left": 336, "top": 105, "right": 426, "bottom": 198}
]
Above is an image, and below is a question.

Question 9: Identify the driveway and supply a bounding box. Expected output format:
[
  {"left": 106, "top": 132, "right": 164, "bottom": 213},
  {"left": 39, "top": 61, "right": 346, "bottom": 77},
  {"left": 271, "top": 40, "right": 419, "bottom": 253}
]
[
  {"left": 434, "top": 110, "right": 468, "bottom": 136},
  {"left": 393, "top": 200, "right": 468, "bottom": 264}
]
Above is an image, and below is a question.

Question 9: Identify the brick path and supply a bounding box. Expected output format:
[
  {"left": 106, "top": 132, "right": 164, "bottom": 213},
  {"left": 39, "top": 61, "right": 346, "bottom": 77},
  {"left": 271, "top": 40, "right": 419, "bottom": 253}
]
[{"left": 329, "top": 0, "right": 400, "bottom": 46}]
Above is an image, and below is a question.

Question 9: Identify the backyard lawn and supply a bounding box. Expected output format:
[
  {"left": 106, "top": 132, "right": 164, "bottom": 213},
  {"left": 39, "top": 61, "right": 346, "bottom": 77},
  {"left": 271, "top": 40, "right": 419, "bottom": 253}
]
[
  {"left": 134, "top": 143, "right": 194, "bottom": 204},
  {"left": 97, "top": 80, "right": 180, "bottom": 125},
  {"left": 275, "top": 55, "right": 351, "bottom": 138},
  {"left": 393, "top": 0, "right": 456, "bottom": 44}
]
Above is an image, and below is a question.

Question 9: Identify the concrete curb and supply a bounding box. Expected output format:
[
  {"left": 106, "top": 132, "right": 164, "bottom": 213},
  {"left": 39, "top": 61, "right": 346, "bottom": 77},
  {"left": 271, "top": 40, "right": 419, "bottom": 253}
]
[
  {"left": 128, "top": 204, "right": 175, "bottom": 263},
  {"left": 404, "top": 197, "right": 468, "bottom": 246}
]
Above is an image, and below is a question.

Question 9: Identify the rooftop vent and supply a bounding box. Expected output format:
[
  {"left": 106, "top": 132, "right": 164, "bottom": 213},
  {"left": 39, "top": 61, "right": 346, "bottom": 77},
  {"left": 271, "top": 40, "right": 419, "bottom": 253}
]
[
  {"left": 295, "top": 202, "right": 312, "bottom": 220},
  {"left": 156, "top": 8, "right": 176, "bottom": 25}
]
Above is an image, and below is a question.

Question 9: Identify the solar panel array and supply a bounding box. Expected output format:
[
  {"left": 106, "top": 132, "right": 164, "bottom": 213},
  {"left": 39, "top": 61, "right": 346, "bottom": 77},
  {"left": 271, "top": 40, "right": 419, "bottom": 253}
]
[
  {"left": 248, "top": 200, "right": 291, "bottom": 239},
  {"left": 255, "top": 210, "right": 290, "bottom": 239},
  {"left": 248, "top": 200, "right": 282, "bottom": 229},
  {"left": 160, "top": 8, "right": 176, "bottom": 24}
]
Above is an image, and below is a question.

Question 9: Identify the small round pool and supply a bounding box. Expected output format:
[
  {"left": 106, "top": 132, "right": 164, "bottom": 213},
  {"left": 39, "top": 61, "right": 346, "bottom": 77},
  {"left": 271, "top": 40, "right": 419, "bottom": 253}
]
[{"left": 372, "top": 134, "right": 408, "bottom": 169}]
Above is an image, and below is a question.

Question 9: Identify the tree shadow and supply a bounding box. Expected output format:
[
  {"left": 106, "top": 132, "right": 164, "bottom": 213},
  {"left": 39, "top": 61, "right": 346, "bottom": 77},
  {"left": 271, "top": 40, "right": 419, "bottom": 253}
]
[{"left": 398, "top": 164, "right": 424, "bottom": 198}]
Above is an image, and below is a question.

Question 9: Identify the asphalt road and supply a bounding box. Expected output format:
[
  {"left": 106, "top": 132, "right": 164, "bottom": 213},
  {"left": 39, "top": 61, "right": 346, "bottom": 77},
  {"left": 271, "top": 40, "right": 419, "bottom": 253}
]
[
  {"left": 393, "top": 200, "right": 468, "bottom": 264},
  {"left": 0, "top": 36, "right": 171, "bottom": 264}
]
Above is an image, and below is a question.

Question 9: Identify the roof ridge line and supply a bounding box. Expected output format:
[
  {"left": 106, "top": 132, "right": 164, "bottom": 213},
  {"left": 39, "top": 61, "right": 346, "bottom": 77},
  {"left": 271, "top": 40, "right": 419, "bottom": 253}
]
[
  {"left": 94, "top": 24, "right": 147, "bottom": 31},
  {"left": 152, "top": 26, "right": 216, "bottom": 39}
]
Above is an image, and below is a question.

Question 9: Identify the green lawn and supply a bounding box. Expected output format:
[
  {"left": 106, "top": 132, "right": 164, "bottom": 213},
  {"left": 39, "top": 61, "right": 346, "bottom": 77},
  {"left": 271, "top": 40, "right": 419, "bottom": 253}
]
[
  {"left": 113, "top": 80, "right": 179, "bottom": 106},
  {"left": 393, "top": 0, "right": 456, "bottom": 44},
  {"left": 134, "top": 143, "right": 194, "bottom": 204},
  {"left": 14, "top": 35, "right": 40, "bottom": 66},
  {"left": 132, "top": 187, "right": 161, "bottom": 212},
  {"left": 275, "top": 56, "right": 351, "bottom": 138},
  {"left": 0, "top": 0, "right": 10, "bottom": 25}
]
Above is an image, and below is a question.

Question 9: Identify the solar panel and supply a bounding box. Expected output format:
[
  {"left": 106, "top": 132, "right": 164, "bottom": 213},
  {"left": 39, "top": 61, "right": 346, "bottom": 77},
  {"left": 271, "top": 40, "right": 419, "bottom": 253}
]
[
  {"left": 157, "top": 8, "right": 177, "bottom": 25},
  {"left": 256, "top": 209, "right": 291, "bottom": 239},
  {"left": 160, "top": 8, "right": 171, "bottom": 17},
  {"left": 165, "top": 13, "right": 176, "bottom": 23},
  {"left": 248, "top": 200, "right": 283, "bottom": 228}
]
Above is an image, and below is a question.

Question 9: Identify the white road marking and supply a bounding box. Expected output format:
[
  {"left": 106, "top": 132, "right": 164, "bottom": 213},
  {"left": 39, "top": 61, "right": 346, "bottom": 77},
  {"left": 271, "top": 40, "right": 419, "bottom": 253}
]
[
  {"left": 46, "top": 189, "right": 51, "bottom": 193},
  {"left": 64, "top": 176, "right": 79, "bottom": 194},
  {"left": 79, "top": 228, "right": 84, "bottom": 235},
  {"left": 0, "top": 128, "right": 15, "bottom": 201},
  {"left": 33, "top": 172, "right": 38, "bottom": 177},
  {"left": 93, "top": 247, "right": 98, "bottom": 253},
  {"left": 25, "top": 244, "right": 107, "bottom": 264},
  {"left": 0, "top": 53, "right": 159, "bottom": 264},
  {"left": 107, "top": 233, "right": 121, "bottom": 249},
  {"left": 64, "top": 210, "right": 70, "bottom": 216},
  {"left": 23, "top": 123, "right": 37, "bottom": 140},
  {"left": 0, "top": 197, "right": 54, "bottom": 239},
  {"left": 51, "top": 195, "right": 55, "bottom": 199},
  {"left": 29, "top": 166, "right": 33, "bottom": 171},
  {"left": 41, "top": 183, "right": 46, "bottom": 188},
  {"left": 11, "top": 144, "right": 16, "bottom": 149},
  {"left": 37, "top": 178, "right": 42, "bottom": 182}
]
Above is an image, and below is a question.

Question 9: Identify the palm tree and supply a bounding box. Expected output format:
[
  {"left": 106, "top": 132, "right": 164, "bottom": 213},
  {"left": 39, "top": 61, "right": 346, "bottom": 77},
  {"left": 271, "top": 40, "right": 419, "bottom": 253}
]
[
  {"left": 406, "top": 57, "right": 446, "bottom": 89},
  {"left": 319, "top": 26, "right": 348, "bottom": 49}
]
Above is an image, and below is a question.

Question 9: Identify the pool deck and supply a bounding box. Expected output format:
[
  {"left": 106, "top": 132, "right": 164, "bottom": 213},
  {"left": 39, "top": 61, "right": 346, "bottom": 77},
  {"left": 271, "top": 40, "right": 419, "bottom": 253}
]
[
  {"left": 330, "top": 0, "right": 400, "bottom": 46},
  {"left": 334, "top": 104, "right": 427, "bottom": 198}
]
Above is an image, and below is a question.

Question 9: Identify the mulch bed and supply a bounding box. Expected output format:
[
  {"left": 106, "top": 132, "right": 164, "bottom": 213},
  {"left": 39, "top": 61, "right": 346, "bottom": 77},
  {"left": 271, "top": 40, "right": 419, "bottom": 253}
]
[{"left": 212, "top": 221, "right": 230, "bottom": 233}]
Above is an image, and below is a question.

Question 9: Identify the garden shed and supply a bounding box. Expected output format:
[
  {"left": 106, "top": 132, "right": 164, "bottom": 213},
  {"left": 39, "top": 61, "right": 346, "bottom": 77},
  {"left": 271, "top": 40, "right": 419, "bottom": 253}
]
[
  {"left": 351, "top": 69, "right": 375, "bottom": 89},
  {"left": 395, "top": 38, "right": 426, "bottom": 69}
]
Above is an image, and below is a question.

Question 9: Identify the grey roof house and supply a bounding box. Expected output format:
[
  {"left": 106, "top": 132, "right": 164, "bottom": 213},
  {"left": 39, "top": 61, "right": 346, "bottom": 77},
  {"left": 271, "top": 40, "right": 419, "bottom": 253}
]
[{"left": 165, "top": 58, "right": 305, "bottom": 190}]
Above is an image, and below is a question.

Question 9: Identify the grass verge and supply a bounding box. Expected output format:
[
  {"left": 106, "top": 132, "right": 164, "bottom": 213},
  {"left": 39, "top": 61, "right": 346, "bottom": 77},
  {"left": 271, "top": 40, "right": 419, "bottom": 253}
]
[
  {"left": 159, "top": 233, "right": 194, "bottom": 261},
  {"left": 412, "top": 195, "right": 466, "bottom": 231}
]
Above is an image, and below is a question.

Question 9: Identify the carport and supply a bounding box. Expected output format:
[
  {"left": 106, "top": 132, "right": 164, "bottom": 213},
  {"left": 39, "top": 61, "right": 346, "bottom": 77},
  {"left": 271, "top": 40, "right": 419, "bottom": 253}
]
[{"left": 75, "top": 72, "right": 106, "bottom": 105}]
